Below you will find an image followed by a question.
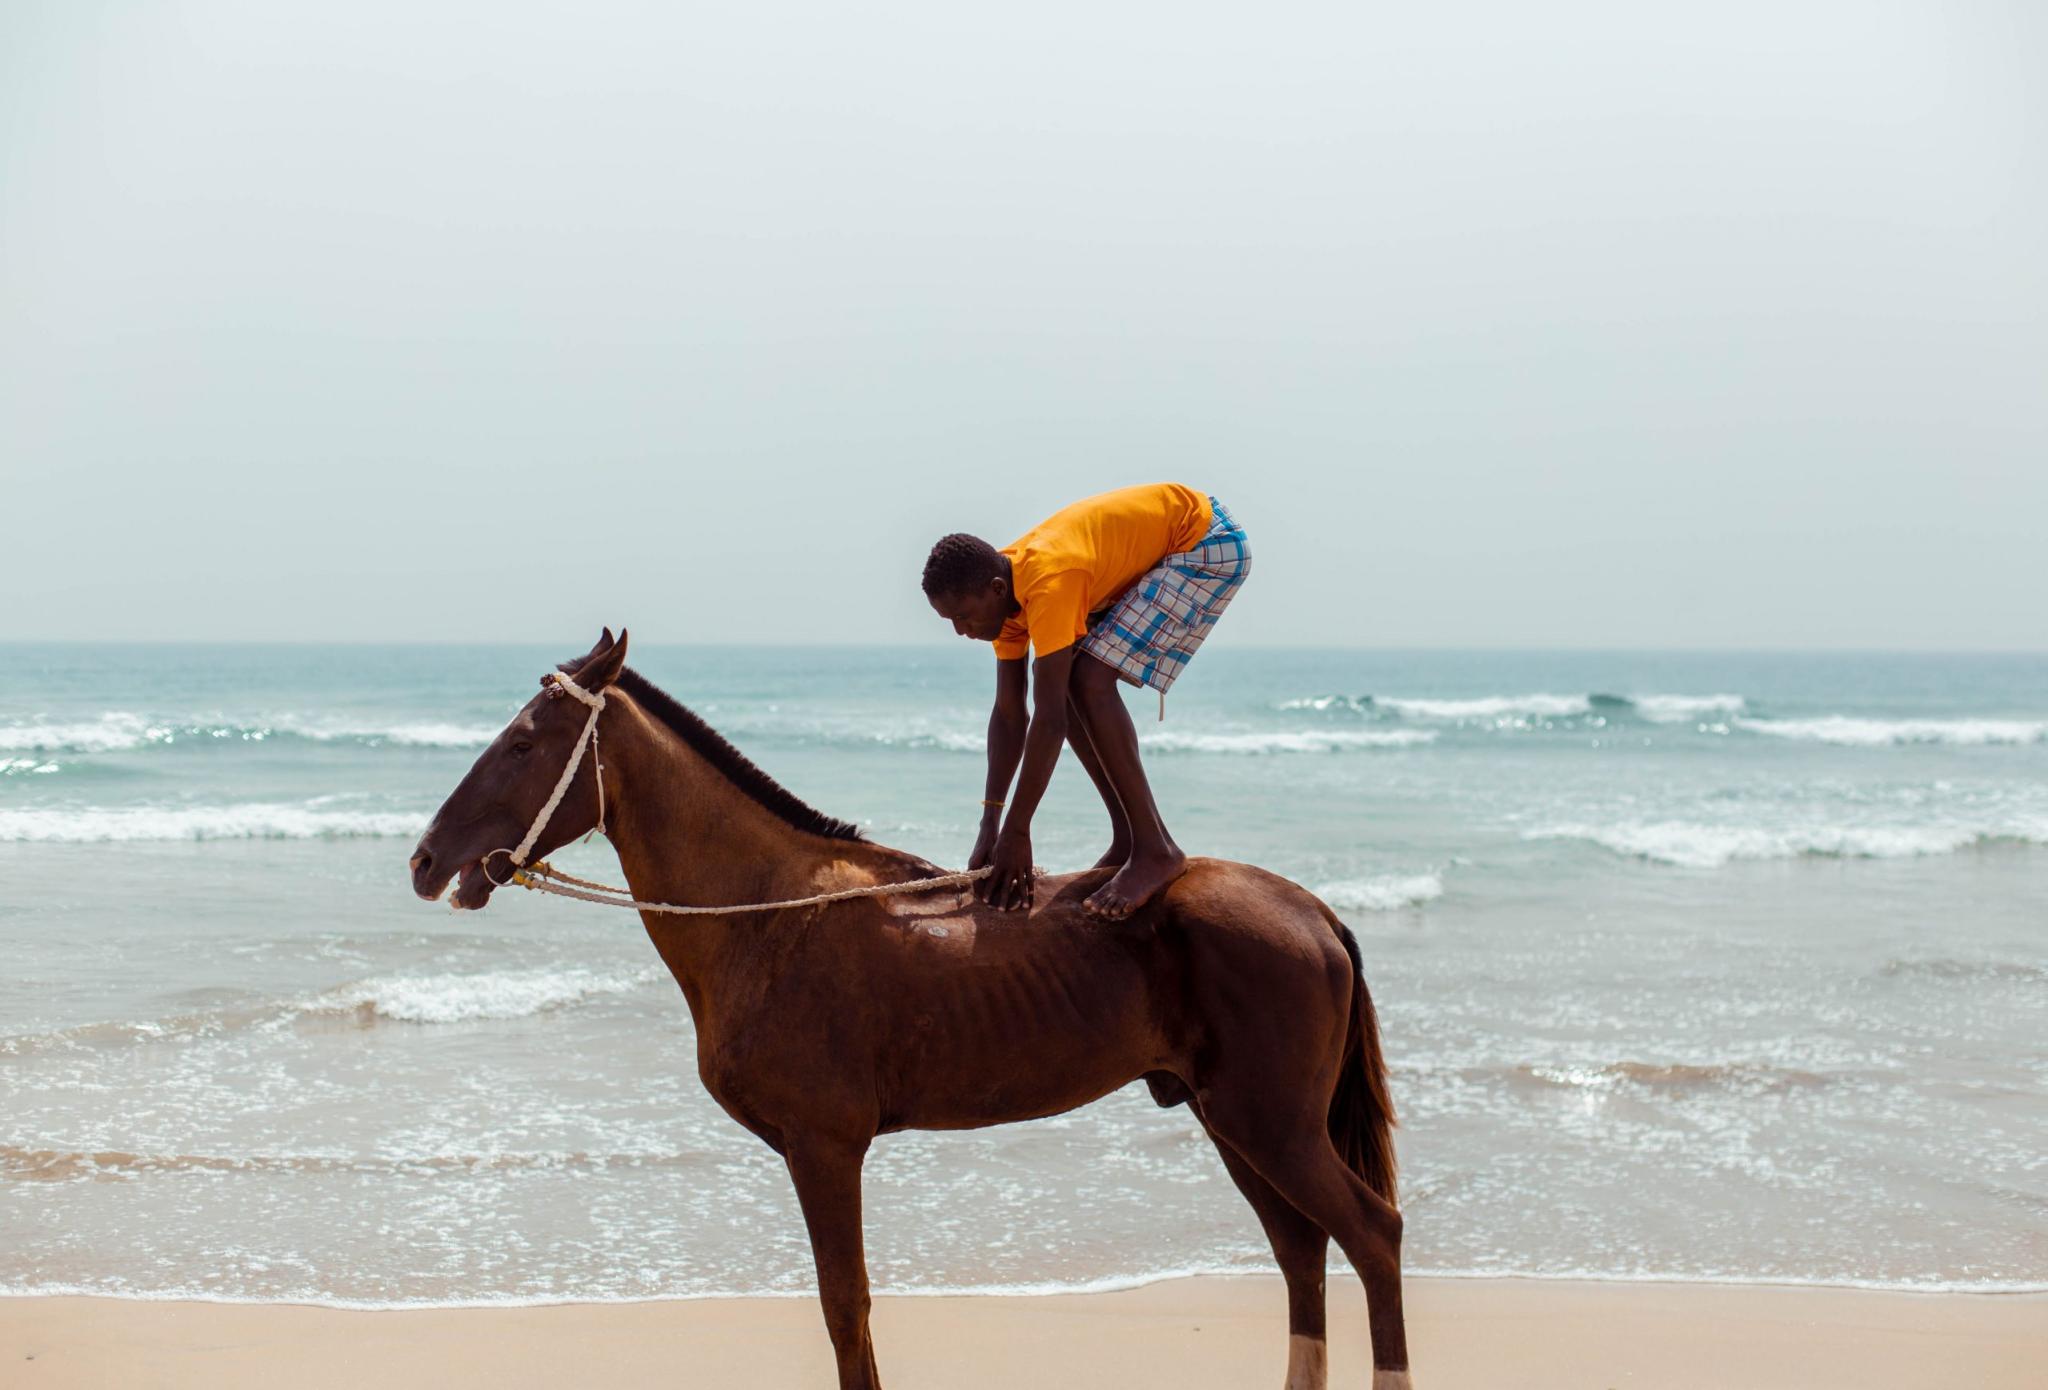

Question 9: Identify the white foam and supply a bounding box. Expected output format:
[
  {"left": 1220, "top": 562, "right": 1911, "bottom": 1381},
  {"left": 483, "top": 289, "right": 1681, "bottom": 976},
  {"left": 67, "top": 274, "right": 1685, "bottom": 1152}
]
[
  {"left": 1528, "top": 819, "right": 2048, "bottom": 868},
  {"left": 1377, "top": 694, "right": 1590, "bottom": 720},
  {"left": 709, "top": 713, "right": 985, "bottom": 753},
  {"left": 296, "top": 721, "right": 499, "bottom": 748},
  {"left": 1142, "top": 730, "right": 1436, "bottom": 754},
  {"left": 0, "top": 803, "right": 428, "bottom": 843},
  {"left": 1632, "top": 694, "right": 1746, "bottom": 722},
  {"left": 319, "top": 966, "right": 666, "bottom": 1024},
  {"left": 912, "top": 730, "right": 987, "bottom": 753},
  {"left": 0, "top": 712, "right": 159, "bottom": 753},
  {"left": 1738, "top": 716, "right": 2047, "bottom": 747},
  {"left": 1315, "top": 874, "right": 1445, "bottom": 911},
  {"left": 5, "top": 1262, "right": 2039, "bottom": 1310},
  {"left": 0, "top": 711, "right": 503, "bottom": 753},
  {"left": 1276, "top": 694, "right": 1369, "bottom": 713}
]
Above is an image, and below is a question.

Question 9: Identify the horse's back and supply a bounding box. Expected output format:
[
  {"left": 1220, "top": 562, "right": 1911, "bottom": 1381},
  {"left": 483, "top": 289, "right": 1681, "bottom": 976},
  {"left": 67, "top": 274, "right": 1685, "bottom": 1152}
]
[
  {"left": 713, "top": 856, "right": 1355, "bottom": 1136},
  {"left": 884, "top": 857, "right": 1351, "bottom": 1114}
]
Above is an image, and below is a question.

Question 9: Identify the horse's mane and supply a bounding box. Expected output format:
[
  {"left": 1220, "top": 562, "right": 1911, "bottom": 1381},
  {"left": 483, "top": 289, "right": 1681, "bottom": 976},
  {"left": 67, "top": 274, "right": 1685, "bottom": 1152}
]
[{"left": 604, "top": 665, "right": 865, "bottom": 843}]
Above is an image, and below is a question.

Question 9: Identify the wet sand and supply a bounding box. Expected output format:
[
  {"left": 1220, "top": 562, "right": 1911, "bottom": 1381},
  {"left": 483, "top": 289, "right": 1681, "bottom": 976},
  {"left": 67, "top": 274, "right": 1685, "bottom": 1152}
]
[{"left": 5, "top": 1276, "right": 2043, "bottom": 1389}]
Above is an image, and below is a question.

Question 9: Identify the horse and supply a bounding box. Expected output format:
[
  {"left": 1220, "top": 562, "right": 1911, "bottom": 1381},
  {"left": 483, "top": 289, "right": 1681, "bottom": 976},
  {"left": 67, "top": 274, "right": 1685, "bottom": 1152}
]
[{"left": 407, "top": 629, "right": 1410, "bottom": 1390}]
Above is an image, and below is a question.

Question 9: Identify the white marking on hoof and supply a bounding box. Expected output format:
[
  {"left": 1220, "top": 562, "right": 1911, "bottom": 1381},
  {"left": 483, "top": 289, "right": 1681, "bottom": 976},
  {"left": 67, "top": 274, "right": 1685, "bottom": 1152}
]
[
  {"left": 1372, "top": 1370, "right": 1414, "bottom": 1390},
  {"left": 1284, "top": 1334, "right": 1327, "bottom": 1390}
]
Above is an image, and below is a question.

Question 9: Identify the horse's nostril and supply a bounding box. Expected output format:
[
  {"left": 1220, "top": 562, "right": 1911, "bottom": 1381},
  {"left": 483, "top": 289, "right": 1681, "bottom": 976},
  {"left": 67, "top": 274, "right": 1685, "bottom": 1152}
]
[{"left": 410, "top": 851, "right": 431, "bottom": 875}]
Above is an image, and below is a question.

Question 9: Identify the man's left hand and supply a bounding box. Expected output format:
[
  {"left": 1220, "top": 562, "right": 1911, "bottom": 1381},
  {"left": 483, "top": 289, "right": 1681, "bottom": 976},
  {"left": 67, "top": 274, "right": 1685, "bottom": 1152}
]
[{"left": 984, "top": 827, "right": 1034, "bottom": 911}]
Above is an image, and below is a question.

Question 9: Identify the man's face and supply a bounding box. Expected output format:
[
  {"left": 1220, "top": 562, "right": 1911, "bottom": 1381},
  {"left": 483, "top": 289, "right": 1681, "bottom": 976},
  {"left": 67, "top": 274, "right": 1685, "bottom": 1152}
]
[{"left": 928, "top": 579, "right": 1011, "bottom": 642}]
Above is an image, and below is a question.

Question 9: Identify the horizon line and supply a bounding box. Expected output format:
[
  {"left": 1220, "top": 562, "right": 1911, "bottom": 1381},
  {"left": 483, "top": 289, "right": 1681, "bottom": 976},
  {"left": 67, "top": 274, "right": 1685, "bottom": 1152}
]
[{"left": 1, "top": 638, "right": 2044, "bottom": 658}]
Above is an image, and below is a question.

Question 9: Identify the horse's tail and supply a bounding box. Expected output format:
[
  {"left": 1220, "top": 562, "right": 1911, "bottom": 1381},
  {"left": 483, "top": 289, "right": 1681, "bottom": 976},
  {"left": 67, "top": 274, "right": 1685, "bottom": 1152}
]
[{"left": 1323, "top": 909, "right": 1399, "bottom": 1207}]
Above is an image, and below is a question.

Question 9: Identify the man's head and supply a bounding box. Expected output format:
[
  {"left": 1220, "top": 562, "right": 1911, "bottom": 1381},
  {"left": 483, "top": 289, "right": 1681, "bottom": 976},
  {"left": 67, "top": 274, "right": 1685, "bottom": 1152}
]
[{"left": 922, "top": 533, "right": 1016, "bottom": 641}]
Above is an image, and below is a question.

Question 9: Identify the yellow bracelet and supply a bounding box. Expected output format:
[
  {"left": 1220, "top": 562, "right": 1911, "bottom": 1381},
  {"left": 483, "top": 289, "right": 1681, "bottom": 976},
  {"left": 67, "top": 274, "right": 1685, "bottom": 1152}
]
[{"left": 980, "top": 799, "right": 1006, "bottom": 809}]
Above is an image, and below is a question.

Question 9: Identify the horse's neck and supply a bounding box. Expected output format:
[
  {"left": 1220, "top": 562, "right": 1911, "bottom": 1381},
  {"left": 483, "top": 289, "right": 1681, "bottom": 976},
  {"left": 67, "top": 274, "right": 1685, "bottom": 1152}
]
[
  {"left": 593, "top": 698, "right": 911, "bottom": 1003},
  {"left": 599, "top": 700, "right": 835, "bottom": 911}
]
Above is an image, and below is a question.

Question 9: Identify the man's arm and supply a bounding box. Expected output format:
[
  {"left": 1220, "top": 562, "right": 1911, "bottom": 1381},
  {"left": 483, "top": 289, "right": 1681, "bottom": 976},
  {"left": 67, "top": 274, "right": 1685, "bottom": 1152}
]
[
  {"left": 983, "top": 646, "right": 1076, "bottom": 910},
  {"left": 971, "top": 658, "right": 1029, "bottom": 875}
]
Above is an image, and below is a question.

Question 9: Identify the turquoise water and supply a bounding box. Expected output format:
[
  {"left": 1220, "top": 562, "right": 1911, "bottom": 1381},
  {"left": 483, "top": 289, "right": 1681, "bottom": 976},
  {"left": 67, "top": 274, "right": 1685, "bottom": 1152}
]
[{"left": 2, "top": 643, "right": 2044, "bottom": 1302}]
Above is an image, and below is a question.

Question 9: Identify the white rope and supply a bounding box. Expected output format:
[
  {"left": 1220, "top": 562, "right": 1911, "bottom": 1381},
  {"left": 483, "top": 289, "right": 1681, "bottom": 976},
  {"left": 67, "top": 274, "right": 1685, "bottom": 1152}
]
[
  {"left": 485, "top": 665, "right": 997, "bottom": 913},
  {"left": 512, "top": 858, "right": 992, "bottom": 915},
  {"left": 489, "top": 670, "right": 606, "bottom": 879}
]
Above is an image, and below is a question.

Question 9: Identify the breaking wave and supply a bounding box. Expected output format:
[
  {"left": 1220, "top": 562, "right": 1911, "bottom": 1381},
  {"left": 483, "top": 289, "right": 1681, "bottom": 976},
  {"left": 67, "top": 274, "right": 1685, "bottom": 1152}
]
[
  {"left": 302, "top": 721, "right": 500, "bottom": 748},
  {"left": 1276, "top": 692, "right": 1746, "bottom": 724},
  {"left": 0, "top": 713, "right": 159, "bottom": 753},
  {"left": 1627, "top": 694, "right": 1747, "bottom": 722},
  {"left": 310, "top": 966, "right": 666, "bottom": 1024},
  {"left": 1313, "top": 874, "right": 1444, "bottom": 912},
  {"left": 0, "top": 712, "right": 498, "bottom": 755},
  {"left": 0, "top": 965, "right": 668, "bottom": 1058},
  {"left": 1527, "top": 818, "right": 2048, "bottom": 868},
  {"left": 0, "top": 803, "right": 428, "bottom": 843},
  {"left": 748, "top": 723, "right": 1436, "bottom": 755},
  {"left": 1737, "top": 717, "right": 2047, "bottom": 747},
  {"left": 1141, "top": 729, "right": 1436, "bottom": 754},
  {"left": 1379, "top": 693, "right": 1594, "bottom": 720}
]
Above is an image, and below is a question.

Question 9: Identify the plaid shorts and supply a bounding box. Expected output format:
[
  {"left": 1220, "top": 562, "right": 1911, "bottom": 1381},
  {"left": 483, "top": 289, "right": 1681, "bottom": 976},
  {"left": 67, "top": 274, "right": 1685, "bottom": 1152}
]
[{"left": 1079, "top": 497, "right": 1250, "bottom": 695}]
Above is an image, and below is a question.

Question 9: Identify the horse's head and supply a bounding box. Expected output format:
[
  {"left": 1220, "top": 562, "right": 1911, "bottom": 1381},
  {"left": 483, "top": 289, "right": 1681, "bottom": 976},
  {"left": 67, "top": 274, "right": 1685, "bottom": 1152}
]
[{"left": 409, "top": 626, "right": 629, "bottom": 910}]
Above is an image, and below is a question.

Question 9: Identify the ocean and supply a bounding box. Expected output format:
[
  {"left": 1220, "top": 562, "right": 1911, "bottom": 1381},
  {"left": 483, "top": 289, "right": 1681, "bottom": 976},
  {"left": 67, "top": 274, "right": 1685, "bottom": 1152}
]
[{"left": 2, "top": 643, "right": 2043, "bottom": 1305}]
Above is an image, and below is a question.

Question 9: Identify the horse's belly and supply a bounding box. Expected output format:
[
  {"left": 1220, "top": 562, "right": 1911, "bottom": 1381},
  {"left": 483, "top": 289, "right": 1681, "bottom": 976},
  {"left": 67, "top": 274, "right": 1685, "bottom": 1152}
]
[{"left": 875, "top": 950, "right": 1164, "bottom": 1131}]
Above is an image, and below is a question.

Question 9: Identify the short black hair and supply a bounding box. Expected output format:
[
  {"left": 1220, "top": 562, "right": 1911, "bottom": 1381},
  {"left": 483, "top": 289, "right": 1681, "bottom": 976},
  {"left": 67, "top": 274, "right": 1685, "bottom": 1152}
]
[{"left": 921, "top": 533, "right": 1003, "bottom": 598}]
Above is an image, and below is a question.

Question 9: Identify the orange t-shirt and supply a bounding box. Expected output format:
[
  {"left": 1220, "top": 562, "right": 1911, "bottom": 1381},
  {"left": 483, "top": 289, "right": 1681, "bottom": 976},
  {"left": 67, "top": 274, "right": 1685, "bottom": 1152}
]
[{"left": 992, "top": 484, "right": 1214, "bottom": 661}]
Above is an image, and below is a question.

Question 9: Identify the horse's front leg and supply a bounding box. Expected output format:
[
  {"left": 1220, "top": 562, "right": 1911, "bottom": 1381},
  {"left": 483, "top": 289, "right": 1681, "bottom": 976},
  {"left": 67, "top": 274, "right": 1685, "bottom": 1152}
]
[{"left": 785, "top": 1134, "right": 881, "bottom": 1390}]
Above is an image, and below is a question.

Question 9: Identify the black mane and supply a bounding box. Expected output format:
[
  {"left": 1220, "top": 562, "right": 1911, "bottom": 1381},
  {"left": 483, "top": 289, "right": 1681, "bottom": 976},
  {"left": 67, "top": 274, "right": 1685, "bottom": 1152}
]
[{"left": 606, "top": 665, "right": 865, "bottom": 843}]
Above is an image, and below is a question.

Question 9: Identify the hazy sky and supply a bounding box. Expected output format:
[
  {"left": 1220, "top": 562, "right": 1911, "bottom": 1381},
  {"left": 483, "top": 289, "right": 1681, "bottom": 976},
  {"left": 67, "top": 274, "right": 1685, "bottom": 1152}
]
[{"left": 3, "top": 2, "right": 2043, "bottom": 648}]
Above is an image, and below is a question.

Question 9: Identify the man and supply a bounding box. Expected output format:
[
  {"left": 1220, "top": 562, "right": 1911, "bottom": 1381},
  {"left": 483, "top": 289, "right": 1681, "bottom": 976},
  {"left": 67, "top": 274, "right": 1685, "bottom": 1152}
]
[{"left": 921, "top": 483, "right": 1250, "bottom": 919}]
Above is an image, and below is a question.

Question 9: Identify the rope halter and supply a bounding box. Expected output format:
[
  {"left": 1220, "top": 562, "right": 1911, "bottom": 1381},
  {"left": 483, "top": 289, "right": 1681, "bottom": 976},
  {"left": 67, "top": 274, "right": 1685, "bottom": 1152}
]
[{"left": 480, "top": 669, "right": 607, "bottom": 886}]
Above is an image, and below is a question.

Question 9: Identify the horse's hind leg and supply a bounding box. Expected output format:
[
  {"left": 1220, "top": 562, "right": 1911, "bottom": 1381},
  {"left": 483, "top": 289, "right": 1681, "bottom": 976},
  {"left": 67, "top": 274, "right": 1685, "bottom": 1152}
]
[
  {"left": 1202, "top": 1091, "right": 1410, "bottom": 1388},
  {"left": 1195, "top": 1103, "right": 1332, "bottom": 1390}
]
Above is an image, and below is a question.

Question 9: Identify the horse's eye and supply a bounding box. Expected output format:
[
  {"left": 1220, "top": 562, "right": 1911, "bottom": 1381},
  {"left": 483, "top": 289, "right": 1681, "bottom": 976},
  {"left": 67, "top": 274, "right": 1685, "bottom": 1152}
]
[{"left": 511, "top": 741, "right": 533, "bottom": 757}]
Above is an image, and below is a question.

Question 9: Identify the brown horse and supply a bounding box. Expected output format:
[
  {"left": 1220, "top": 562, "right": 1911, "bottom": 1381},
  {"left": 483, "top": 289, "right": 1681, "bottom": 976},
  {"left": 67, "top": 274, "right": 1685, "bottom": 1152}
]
[{"left": 408, "top": 629, "right": 1410, "bottom": 1390}]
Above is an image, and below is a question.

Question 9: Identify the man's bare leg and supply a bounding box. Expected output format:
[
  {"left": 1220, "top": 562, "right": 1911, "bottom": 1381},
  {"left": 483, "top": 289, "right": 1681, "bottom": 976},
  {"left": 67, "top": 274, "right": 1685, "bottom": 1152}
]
[
  {"left": 1064, "top": 696, "right": 1132, "bottom": 869},
  {"left": 1071, "top": 653, "right": 1187, "bottom": 918}
]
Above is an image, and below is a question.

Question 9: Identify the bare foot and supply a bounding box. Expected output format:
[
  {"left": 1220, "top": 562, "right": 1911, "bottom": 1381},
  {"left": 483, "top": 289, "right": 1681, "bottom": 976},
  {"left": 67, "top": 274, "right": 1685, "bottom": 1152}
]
[
  {"left": 1085, "top": 846, "right": 1187, "bottom": 919},
  {"left": 1091, "top": 841, "right": 1131, "bottom": 871}
]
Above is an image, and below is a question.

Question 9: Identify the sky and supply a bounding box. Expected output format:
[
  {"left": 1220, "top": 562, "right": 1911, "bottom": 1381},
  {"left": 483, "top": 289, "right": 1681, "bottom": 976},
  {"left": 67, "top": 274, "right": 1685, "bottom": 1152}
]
[{"left": 2, "top": 1, "right": 2043, "bottom": 649}]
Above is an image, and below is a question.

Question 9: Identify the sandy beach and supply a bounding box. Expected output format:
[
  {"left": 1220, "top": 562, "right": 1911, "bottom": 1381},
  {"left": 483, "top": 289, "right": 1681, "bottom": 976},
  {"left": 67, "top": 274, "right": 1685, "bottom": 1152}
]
[{"left": 5, "top": 1275, "right": 2042, "bottom": 1389}]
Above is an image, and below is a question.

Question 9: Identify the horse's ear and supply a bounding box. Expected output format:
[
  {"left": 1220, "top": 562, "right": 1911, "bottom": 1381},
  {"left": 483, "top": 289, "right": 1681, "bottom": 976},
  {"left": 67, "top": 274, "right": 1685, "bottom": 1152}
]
[
  {"left": 568, "top": 627, "right": 613, "bottom": 665},
  {"left": 573, "top": 627, "right": 628, "bottom": 692}
]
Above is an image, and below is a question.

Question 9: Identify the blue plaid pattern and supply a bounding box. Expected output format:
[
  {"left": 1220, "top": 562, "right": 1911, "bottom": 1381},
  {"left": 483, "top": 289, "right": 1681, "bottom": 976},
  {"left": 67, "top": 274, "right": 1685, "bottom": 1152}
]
[{"left": 1079, "top": 497, "right": 1250, "bottom": 694}]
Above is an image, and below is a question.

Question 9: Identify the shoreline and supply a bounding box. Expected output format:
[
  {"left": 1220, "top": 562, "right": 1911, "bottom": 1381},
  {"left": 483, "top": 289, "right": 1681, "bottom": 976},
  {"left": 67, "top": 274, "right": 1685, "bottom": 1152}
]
[
  {"left": 7, "top": 1264, "right": 2048, "bottom": 1310},
  {"left": 7, "top": 1275, "right": 2044, "bottom": 1389}
]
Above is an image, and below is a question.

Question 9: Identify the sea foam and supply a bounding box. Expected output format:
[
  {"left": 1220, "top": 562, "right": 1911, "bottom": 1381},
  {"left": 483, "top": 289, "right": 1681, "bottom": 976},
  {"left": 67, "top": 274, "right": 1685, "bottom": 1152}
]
[
  {"left": 317, "top": 966, "right": 666, "bottom": 1024},
  {"left": 0, "top": 712, "right": 500, "bottom": 754},
  {"left": 1630, "top": 694, "right": 1746, "bottom": 722},
  {"left": 0, "top": 713, "right": 158, "bottom": 753},
  {"left": 1528, "top": 818, "right": 2048, "bottom": 868},
  {"left": 1276, "top": 692, "right": 1747, "bottom": 724},
  {"left": 1142, "top": 729, "right": 1436, "bottom": 755},
  {"left": 0, "top": 803, "right": 428, "bottom": 843},
  {"left": 1737, "top": 716, "right": 2047, "bottom": 747},
  {"left": 1377, "top": 694, "right": 1591, "bottom": 720},
  {"left": 1313, "top": 873, "right": 1444, "bottom": 911},
  {"left": 294, "top": 721, "right": 499, "bottom": 748}
]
